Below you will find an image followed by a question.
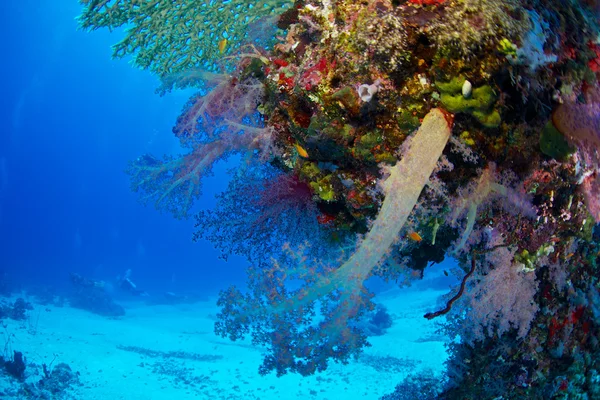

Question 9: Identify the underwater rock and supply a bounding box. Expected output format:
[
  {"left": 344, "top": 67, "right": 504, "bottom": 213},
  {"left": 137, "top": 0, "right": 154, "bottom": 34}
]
[
  {"left": 3, "top": 351, "right": 26, "bottom": 380},
  {"left": 0, "top": 298, "right": 33, "bottom": 321},
  {"left": 360, "top": 303, "right": 394, "bottom": 336},
  {"left": 37, "top": 362, "right": 80, "bottom": 394},
  {"left": 69, "top": 288, "right": 125, "bottom": 317}
]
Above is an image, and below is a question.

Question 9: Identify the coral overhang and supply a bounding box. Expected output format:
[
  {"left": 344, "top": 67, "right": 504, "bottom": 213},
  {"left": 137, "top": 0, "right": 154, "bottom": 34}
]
[{"left": 80, "top": 0, "right": 600, "bottom": 396}]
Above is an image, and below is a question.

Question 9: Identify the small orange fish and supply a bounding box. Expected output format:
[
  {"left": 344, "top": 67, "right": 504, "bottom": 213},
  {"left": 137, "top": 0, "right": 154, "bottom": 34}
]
[
  {"left": 408, "top": 231, "right": 422, "bottom": 242},
  {"left": 295, "top": 143, "right": 309, "bottom": 158},
  {"left": 317, "top": 214, "right": 335, "bottom": 225},
  {"left": 218, "top": 39, "right": 228, "bottom": 54}
]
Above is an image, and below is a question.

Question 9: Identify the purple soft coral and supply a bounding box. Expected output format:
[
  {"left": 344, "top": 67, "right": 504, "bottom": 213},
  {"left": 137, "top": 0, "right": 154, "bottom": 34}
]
[
  {"left": 193, "top": 166, "right": 326, "bottom": 266},
  {"left": 553, "top": 88, "right": 600, "bottom": 220},
  {"left": 127, "top": 69, "right": 274, "bottom": 219},
  {"left": 173, "top": 74, "right": 265, "bottom": 148},
  {"left": 216, "top": 244, "right": 374, "bottom": 376},
  {"left": 127, "top": 126, "right": 275, "bottom": 219}
]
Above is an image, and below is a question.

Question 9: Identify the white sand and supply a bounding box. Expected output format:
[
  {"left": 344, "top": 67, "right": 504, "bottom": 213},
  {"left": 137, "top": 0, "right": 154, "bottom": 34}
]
[{"left": 0, "top": 286, "right": 448, "bottom": 400}]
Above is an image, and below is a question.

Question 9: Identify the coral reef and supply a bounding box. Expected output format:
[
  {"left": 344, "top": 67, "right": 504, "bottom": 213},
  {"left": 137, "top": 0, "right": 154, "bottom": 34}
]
[
  {"left": 80, "top": 0, "right": 600, "bottom": 396},
  {"left": 0, "top": 298, "right": 33, "bottom": 321},
  {"left": 68, "top": 277, "right": 125, "bottom": 317},
  {"left": 214, "top": 108, "right": 452, "bottom": 376},
  {"left": 431, "top": 0, "right": 529, "bottom": 59},
  {"left": 1, "top": 348, "right": 79, "bottom": 399}
]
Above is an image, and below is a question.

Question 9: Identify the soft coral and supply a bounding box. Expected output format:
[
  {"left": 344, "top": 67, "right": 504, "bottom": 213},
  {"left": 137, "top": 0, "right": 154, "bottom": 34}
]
[
  {"left": 215, "top": 108, "right": 453, "bottom": 376},
  {"left": 128, "top": 67, "right": 274, "bottom": 219},
  {"left": 173, "top": 73, "right": 266, "bottom": 148}
]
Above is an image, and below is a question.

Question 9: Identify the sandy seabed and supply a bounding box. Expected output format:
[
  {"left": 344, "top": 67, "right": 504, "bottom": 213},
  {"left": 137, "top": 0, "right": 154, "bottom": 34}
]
[{"left": 0, "top": 284, "right": 447, "bottom": 400}]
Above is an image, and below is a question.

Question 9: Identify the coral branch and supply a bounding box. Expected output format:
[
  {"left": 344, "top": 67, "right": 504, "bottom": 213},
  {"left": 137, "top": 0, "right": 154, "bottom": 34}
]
[
  {"left": 193, "top": 166, "right": 327, "bottom": 266},
  {"left": 128, "top": 127, "right": 275, "bottom": 219}
]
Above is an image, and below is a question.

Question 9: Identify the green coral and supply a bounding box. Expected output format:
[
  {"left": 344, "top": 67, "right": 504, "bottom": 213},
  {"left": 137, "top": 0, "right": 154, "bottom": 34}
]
[
  {"left": 436, "top": 76, "right": 466, "bottom": 94},
  {"left": 396, "top": 108, "right": 421, "bottom": 132},
  {"left": 352, "top": 131, "right": 382, "bottom": 162},
  {"left": 299, "top": 161, "right": 321, "bottom": 180},
  {"left": 77, "top": 0, "right": 292, "bottom": 79},
  {"left": 539, "top": 121, "right": 575, "bottom": 160},
  {"left": 514, "top": 243, "right": 555, "bottom": 273},
  {"left": 438, "top": 77, "right": 501, "bottom": 128},
  {"left": 299, "top": 162, "right": 337, "bottom": 202},
  {"left": 310, "top": 176, "right": 336, "bottom": 202},
  {"left": 498, "top": 38, "right": 518, "bottom": 57},
  {"left": 460, "top": 131, "right": 475, "bottom": 146}
]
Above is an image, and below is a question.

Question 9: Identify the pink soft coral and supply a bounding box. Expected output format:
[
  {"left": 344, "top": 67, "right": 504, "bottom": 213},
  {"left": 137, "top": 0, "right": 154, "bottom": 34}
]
[
  {"left": 128, "top": 124, "right": 276, "bottom": 219},
  {"left": 173, "top": 73, "right": 266, "bottom": 148},
  {"left": 449, "top": 163, "right": 537, "bottom": 252},
  {"left": 461, "top": 237, "right": 540, "bottom": 343}
]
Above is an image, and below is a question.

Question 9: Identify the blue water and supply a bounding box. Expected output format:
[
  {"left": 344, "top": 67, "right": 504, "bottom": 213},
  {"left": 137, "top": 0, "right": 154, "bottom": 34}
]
[{"left": 0, "top": 0, "right": 249, "bottom": 296}]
